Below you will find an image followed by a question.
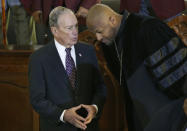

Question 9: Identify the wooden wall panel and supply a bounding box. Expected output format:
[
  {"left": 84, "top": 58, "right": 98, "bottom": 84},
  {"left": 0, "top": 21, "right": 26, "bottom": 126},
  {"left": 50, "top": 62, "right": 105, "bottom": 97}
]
[{"left": 0, "top": 50, "right": 39, "bottom": 131}]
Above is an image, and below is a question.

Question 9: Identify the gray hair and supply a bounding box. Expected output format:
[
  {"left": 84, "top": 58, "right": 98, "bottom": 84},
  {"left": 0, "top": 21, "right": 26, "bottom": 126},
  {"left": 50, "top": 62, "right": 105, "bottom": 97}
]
[{"left": 49, "top": 6, "right": 72, "bottom": 27}]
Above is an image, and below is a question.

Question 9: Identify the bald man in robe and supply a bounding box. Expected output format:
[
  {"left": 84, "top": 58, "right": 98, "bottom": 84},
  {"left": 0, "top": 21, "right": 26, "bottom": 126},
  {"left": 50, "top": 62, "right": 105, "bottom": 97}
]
[{"left": 86, "top": 4, "right": 187, "bottom": 131}]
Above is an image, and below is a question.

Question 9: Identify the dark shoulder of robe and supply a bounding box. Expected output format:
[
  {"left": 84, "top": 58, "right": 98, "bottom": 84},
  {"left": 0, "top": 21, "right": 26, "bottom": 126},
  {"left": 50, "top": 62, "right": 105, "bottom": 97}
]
[
  {"left": 117, "top": 13, "right": 186, "bottom": 98},
  {"left": 144, "top": 98, "right": 186, "bottom": 131},
  {"left": 116, "top": 12, "right": 186, "bottom": 130}
]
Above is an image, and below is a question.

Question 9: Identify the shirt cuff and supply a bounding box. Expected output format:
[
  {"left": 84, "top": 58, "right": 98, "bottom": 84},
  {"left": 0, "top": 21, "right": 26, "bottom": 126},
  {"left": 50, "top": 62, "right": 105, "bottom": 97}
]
[
  {"left": 92, "top": 104, "right": 98, "bottom": 114},
  {"left": 60, "top": 110, "right": 66, "bottom": 123}
]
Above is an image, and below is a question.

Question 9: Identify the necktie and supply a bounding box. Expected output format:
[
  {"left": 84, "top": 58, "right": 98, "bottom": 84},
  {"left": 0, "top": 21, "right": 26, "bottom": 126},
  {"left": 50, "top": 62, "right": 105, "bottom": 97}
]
[{"left": 65, "top": 48, "right": 76, "bottom": 88}]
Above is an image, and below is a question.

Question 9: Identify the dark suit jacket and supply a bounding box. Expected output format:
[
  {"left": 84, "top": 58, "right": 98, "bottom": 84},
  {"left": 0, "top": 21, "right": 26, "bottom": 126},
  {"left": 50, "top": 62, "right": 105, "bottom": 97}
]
[
  {"left": 28, "top": 41, "right": 106, "bottom": 131},
  {"left": 21, "top": 0, "right": 98, "bottom": 23}
]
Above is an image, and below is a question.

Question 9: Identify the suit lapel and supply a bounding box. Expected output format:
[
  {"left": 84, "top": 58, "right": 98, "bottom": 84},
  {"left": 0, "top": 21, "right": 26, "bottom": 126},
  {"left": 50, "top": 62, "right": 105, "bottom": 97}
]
[
  {"left": 75, "top": 44, "right": 84, "bottom": 90},
  {"left": 75, "top": 44, "right": 83, "bottom": 67},
  {"left": 48, "top": 42, "right": 84, "bottom": 92},
  {"left": 47, "top": 42, "right": 74, "bottom": 92}
]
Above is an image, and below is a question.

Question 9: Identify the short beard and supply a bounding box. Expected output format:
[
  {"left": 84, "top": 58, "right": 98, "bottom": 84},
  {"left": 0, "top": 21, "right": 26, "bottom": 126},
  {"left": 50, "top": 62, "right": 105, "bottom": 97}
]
[
  {"left": 105, "top": 41, "right": 113, "bottom": 46},
  {"left": 105, "top": 27, "right": 117, "bottom": 46}
]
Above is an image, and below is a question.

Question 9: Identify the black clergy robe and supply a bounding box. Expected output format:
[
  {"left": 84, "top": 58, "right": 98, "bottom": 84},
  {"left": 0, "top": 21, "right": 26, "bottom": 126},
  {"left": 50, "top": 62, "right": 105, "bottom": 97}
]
[
  {"left": 144, "top": 98, "right": 187, "bottom": 131},
  {"left": 103, "top": 11, "right": 187, "bottom": 131}
]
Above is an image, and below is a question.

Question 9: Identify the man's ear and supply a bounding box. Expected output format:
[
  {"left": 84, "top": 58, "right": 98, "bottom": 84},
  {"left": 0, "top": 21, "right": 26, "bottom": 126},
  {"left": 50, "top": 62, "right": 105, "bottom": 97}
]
[
  {"left": 108, "top": 15, "right": 116, "bottom": 27},
  {"left": 51, "top": 27, "right": 57, "bottom": 35}
]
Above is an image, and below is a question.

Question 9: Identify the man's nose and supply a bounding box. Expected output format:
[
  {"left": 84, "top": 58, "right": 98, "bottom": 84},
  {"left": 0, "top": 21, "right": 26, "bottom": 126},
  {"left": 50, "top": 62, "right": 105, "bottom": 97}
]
[
  {"left": 96, "top": 33, "right": 103, "bottom": 41},
  {"left": 72, "top": 27, "right": 78, "bottom": 35}
]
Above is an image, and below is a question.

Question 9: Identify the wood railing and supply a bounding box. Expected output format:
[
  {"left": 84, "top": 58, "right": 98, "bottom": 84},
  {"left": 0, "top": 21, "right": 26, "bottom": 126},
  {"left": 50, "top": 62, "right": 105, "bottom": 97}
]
[
  {"left": 167, "top": 11, "right": 187, "bottom": 46},
  {"left": 0, "top": 50, "right": 39, "bottom": 131}
]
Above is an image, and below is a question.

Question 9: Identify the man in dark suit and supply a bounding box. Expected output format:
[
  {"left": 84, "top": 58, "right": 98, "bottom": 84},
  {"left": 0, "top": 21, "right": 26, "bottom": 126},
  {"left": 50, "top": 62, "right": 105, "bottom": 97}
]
[{"left": 28, "top": 6, "right": 106, "bottom": 131}]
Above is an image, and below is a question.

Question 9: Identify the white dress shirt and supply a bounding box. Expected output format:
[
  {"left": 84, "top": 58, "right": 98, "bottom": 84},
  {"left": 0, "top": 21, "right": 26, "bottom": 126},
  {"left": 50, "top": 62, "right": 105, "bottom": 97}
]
[{"left": 55, "top": 39, "right": 76, "bottom": 69}]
